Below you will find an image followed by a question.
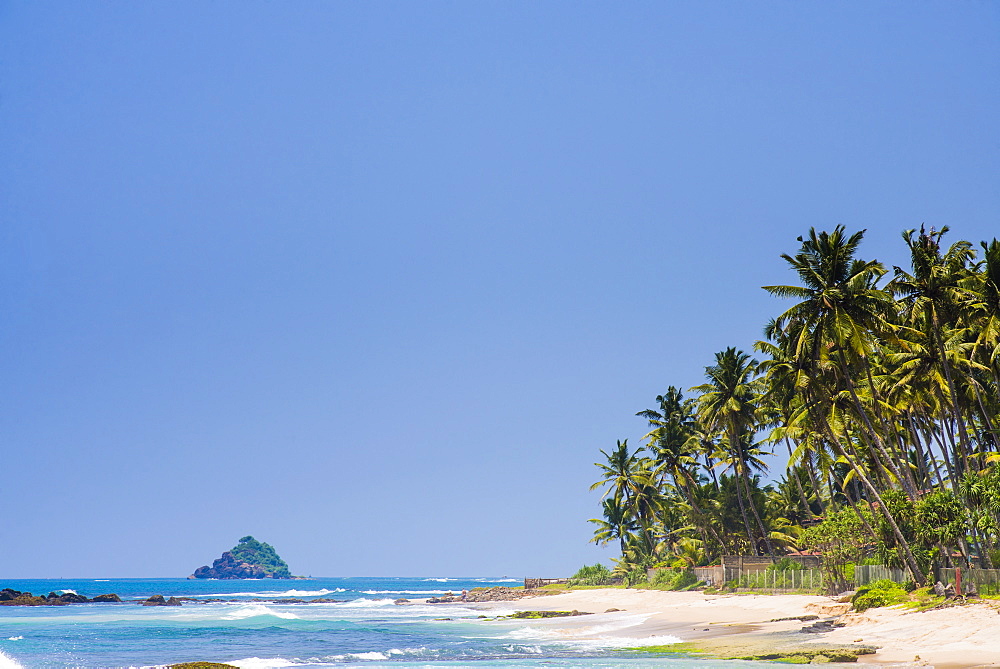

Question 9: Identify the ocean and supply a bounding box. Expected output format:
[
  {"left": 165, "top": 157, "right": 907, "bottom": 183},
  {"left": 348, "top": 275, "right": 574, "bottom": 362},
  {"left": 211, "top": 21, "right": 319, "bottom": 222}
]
[{"left": 0, "top": 577, "right": 778, "bottom": 668}]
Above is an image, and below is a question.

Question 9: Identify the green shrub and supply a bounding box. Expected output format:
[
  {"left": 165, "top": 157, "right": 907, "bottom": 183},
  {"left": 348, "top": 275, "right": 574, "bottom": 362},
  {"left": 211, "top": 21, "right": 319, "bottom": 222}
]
[
  {"left": 569, "top": 563, "right": 612, "bottom": 586},
  {"left": 672, "top": 570, "right": 698, "bottom": 590},
  {"left": 650, "top": 569, "right": 677, "bottom": 588},
  {"left": 851, "top": 579, "right": 908, "bottom": 612},
  {"left": 623, "top": 566, "right": 648, "bottom": 587},
  {"left": 852, "top": 588, "right": 907, "bottom": 611},
  {"left": 769, "top": 557, "right": 805, "bottom": 571},
  {"left": 646, "top": 568, "right": 698, "bottom": 591}
]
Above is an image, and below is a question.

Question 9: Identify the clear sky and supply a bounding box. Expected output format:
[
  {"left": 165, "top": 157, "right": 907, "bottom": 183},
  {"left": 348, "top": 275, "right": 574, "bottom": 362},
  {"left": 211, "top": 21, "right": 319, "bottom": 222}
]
[{"left": 1, "top": 2, "right": 998, "bottom": 578}]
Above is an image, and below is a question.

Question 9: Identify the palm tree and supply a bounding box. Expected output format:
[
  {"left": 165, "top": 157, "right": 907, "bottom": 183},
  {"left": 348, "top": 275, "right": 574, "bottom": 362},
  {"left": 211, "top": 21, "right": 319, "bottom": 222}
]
[
  {"left": 589, "top": 496, "right": 638, "bottom": 555},
  {"left": 693, "top": 347, "right": 773, "bottom": 555},
  {"left": 590, "top": 439, "right": 657, "bottom": 550},
  {"left": 639, "top": 388, "right": 731, "bottom": 554},
  {"left": 762, "top": 226, "right": 925, "bottom": 584},
  {"left": 889, "top": 226, "right": 977, "bottom": 469}
]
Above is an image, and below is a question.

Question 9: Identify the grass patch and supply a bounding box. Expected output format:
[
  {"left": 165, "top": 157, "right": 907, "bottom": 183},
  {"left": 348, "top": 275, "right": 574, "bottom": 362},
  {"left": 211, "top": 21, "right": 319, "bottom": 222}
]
[{"left": 506, "top": 610, "right": 589, "bottom": 619}]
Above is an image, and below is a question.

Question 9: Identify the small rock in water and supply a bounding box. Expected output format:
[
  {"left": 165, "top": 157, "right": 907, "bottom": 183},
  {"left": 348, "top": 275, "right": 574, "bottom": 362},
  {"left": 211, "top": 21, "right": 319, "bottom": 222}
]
[{"left": 91, "top": 594, "right": 121, "bottom": 603}]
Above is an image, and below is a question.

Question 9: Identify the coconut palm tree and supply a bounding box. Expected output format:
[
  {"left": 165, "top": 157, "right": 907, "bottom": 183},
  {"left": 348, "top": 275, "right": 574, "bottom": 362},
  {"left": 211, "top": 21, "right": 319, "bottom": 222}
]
[
  {"left": 692, "top": 347, "right": 773, "bottom": 555},
  {"left": 762, "top": 226, "right": 926, "bottom": 584}
]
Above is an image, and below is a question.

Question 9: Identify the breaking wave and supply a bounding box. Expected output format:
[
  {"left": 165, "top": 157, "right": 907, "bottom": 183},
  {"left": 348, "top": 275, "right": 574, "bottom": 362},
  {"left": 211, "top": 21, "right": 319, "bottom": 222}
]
[
  {"left": 0, "top": 650, "right": 22, "bottom": 669},
  {"left": 222, "top": 605, "right": 300, "bottom": 620},
  {"left": 360, "top": 589, "right": 447, "bottom": 595},
  {"left": 202, "top": 588, "right": 345, "bottom": 598}
]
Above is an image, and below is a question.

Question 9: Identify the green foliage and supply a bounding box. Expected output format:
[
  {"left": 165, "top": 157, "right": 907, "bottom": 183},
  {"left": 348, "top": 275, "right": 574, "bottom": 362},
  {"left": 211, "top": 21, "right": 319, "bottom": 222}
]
[
  {"left": 508, "top": 610, "right": 582, "bottom": 619},
  {"left": 588, "top": 226, "right": 1000, "bottom": 585},
  {"left": 644, "top": 568, "right": 700, "bottom": 591},
  {"left": 851, "top": 579, "right": 908, "bottom": 612},
  {"left": 913, "top": 489, "right": 967, "bottom": 549},
  {"left": 768, "top": 557, "right": 805, "bottom": 571},
  {"left": 569, "top": 563, "right": 612, "bottom": 586},
  {"left": 229, "top": 536, "right": 291, "bottom": 578},
  {"left": 801, "top": 506, "right": 873, "bottom": 591}
]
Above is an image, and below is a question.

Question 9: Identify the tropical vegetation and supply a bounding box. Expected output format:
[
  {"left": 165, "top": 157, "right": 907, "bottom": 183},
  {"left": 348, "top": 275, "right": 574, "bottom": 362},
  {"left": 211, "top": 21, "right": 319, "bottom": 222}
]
[
  {"left": 588, "top": 226, "right": 1000, "bottom": 589},
  {"left": 230, "top": 535, "right": 292, "bottom": 578}
]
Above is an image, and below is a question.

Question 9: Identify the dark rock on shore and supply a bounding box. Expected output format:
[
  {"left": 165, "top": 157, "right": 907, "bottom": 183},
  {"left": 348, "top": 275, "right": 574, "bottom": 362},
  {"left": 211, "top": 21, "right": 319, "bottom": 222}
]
[
  {"left": 91, "top": 593, "right": 122, "bottom": 603},
  {"left": 143, "top": 594, "right": 182, "bottom": 606},
  {"left": 426, "top": 586, "right": 559, "bottom": 604},
  {"left": 49, "top": 591, "right": 88, "bottom": 604},
  {"left": 0, "top": 588, "right": 122, "bottom": 606}
]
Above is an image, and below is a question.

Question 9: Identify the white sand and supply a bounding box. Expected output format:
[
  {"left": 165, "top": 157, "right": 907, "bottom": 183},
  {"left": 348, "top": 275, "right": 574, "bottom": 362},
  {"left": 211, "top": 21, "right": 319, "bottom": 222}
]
[{"left": 473, "top": 589, "right": 1000, "bottom": 668}]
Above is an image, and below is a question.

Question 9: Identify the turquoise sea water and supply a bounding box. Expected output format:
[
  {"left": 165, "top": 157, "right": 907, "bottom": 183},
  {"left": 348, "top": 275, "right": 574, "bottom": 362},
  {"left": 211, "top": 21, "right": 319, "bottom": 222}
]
[{"left": 0, "top": 577, "right": 785, "bottom": 668}]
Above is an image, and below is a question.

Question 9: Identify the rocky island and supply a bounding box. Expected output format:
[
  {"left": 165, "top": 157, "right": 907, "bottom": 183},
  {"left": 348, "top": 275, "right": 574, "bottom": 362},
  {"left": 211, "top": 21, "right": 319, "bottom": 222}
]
[{"left": 190, "top": 535, "right": 293, "bottom": 579}]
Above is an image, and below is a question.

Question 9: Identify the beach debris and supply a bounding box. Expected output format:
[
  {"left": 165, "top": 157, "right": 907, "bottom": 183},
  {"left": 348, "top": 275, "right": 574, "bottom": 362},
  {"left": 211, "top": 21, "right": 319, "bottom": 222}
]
[
  {"left": 769, "top": 614, "right": 819, "bottom": 622},
  {"left": 933, "top": 581, "right": 946, "bottom": 597},
  {"left": 604, "top": 607, "right": 621, "bottom": 612}
]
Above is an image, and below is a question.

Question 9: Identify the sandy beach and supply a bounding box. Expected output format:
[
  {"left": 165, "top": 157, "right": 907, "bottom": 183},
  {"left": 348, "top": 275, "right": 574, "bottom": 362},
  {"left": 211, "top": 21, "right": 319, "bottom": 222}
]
[{"left": 469, "top": 589, "right": 1000, "bottom": 668}]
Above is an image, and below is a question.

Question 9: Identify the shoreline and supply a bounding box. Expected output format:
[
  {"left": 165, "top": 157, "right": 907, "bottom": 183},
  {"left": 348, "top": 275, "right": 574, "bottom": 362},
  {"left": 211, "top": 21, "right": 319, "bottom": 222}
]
[{"left": 456, "top": 588, "right": 1000, "bottom": 668}]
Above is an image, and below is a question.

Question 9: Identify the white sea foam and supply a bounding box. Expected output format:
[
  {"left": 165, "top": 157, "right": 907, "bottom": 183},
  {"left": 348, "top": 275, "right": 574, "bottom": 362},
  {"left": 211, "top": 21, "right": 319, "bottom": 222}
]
[
  {"left": 202, "top": 588, "right": 345, "bottom": 598},
  {"left": 0, "top": 649, "right": 22, "bottom": 669},
  {"left": 231, "top": 657, "right": 297, "bottom": 668},
  {"left": 586, "top": 633, "right": 683, "bottom": 648},
  {"left": 4, "top": 637, "right": 23, "bottom": 642},
  {"left": 347, "top": 651, "right": 388, "bottom": 660},
  {"left": 222, "top": 604, "right": 299, "bottom": 620},
  {"left": 385, "top": 647, "right": 431, "bottom": 656},
  {"left": 496, "top": 612, "right": 662, "bottom": 648},
  {"left": 360, "top": 589, "right": 447, "bottom": 595},
  {"left": 338, "top": 598, "right": 396, "bottom": 607},
  {"left": 93, "top": 579, "right": 110, "bottom": 582},
  {"left": 503, "top": 644, "right": 543, "bottom": 654},
  {"left": 422, "top": 578, "right": 455, "bottom": 582}
]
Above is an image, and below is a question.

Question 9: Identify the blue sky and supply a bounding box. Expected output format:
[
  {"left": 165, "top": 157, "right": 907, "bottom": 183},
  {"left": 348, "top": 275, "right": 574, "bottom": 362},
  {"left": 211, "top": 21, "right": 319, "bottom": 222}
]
[{"left": 1, "top": 2, "right": 998, "bottom": 577}]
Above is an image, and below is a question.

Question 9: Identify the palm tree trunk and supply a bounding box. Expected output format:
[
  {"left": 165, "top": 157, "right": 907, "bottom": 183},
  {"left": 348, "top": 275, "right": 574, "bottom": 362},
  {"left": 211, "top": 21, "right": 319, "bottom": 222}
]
[
  {"left": 837, "top": 355, "right": 919, "bottom": 499},
  {"left": 828, "top": 431, "right": 926, "bottom": 585}
]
